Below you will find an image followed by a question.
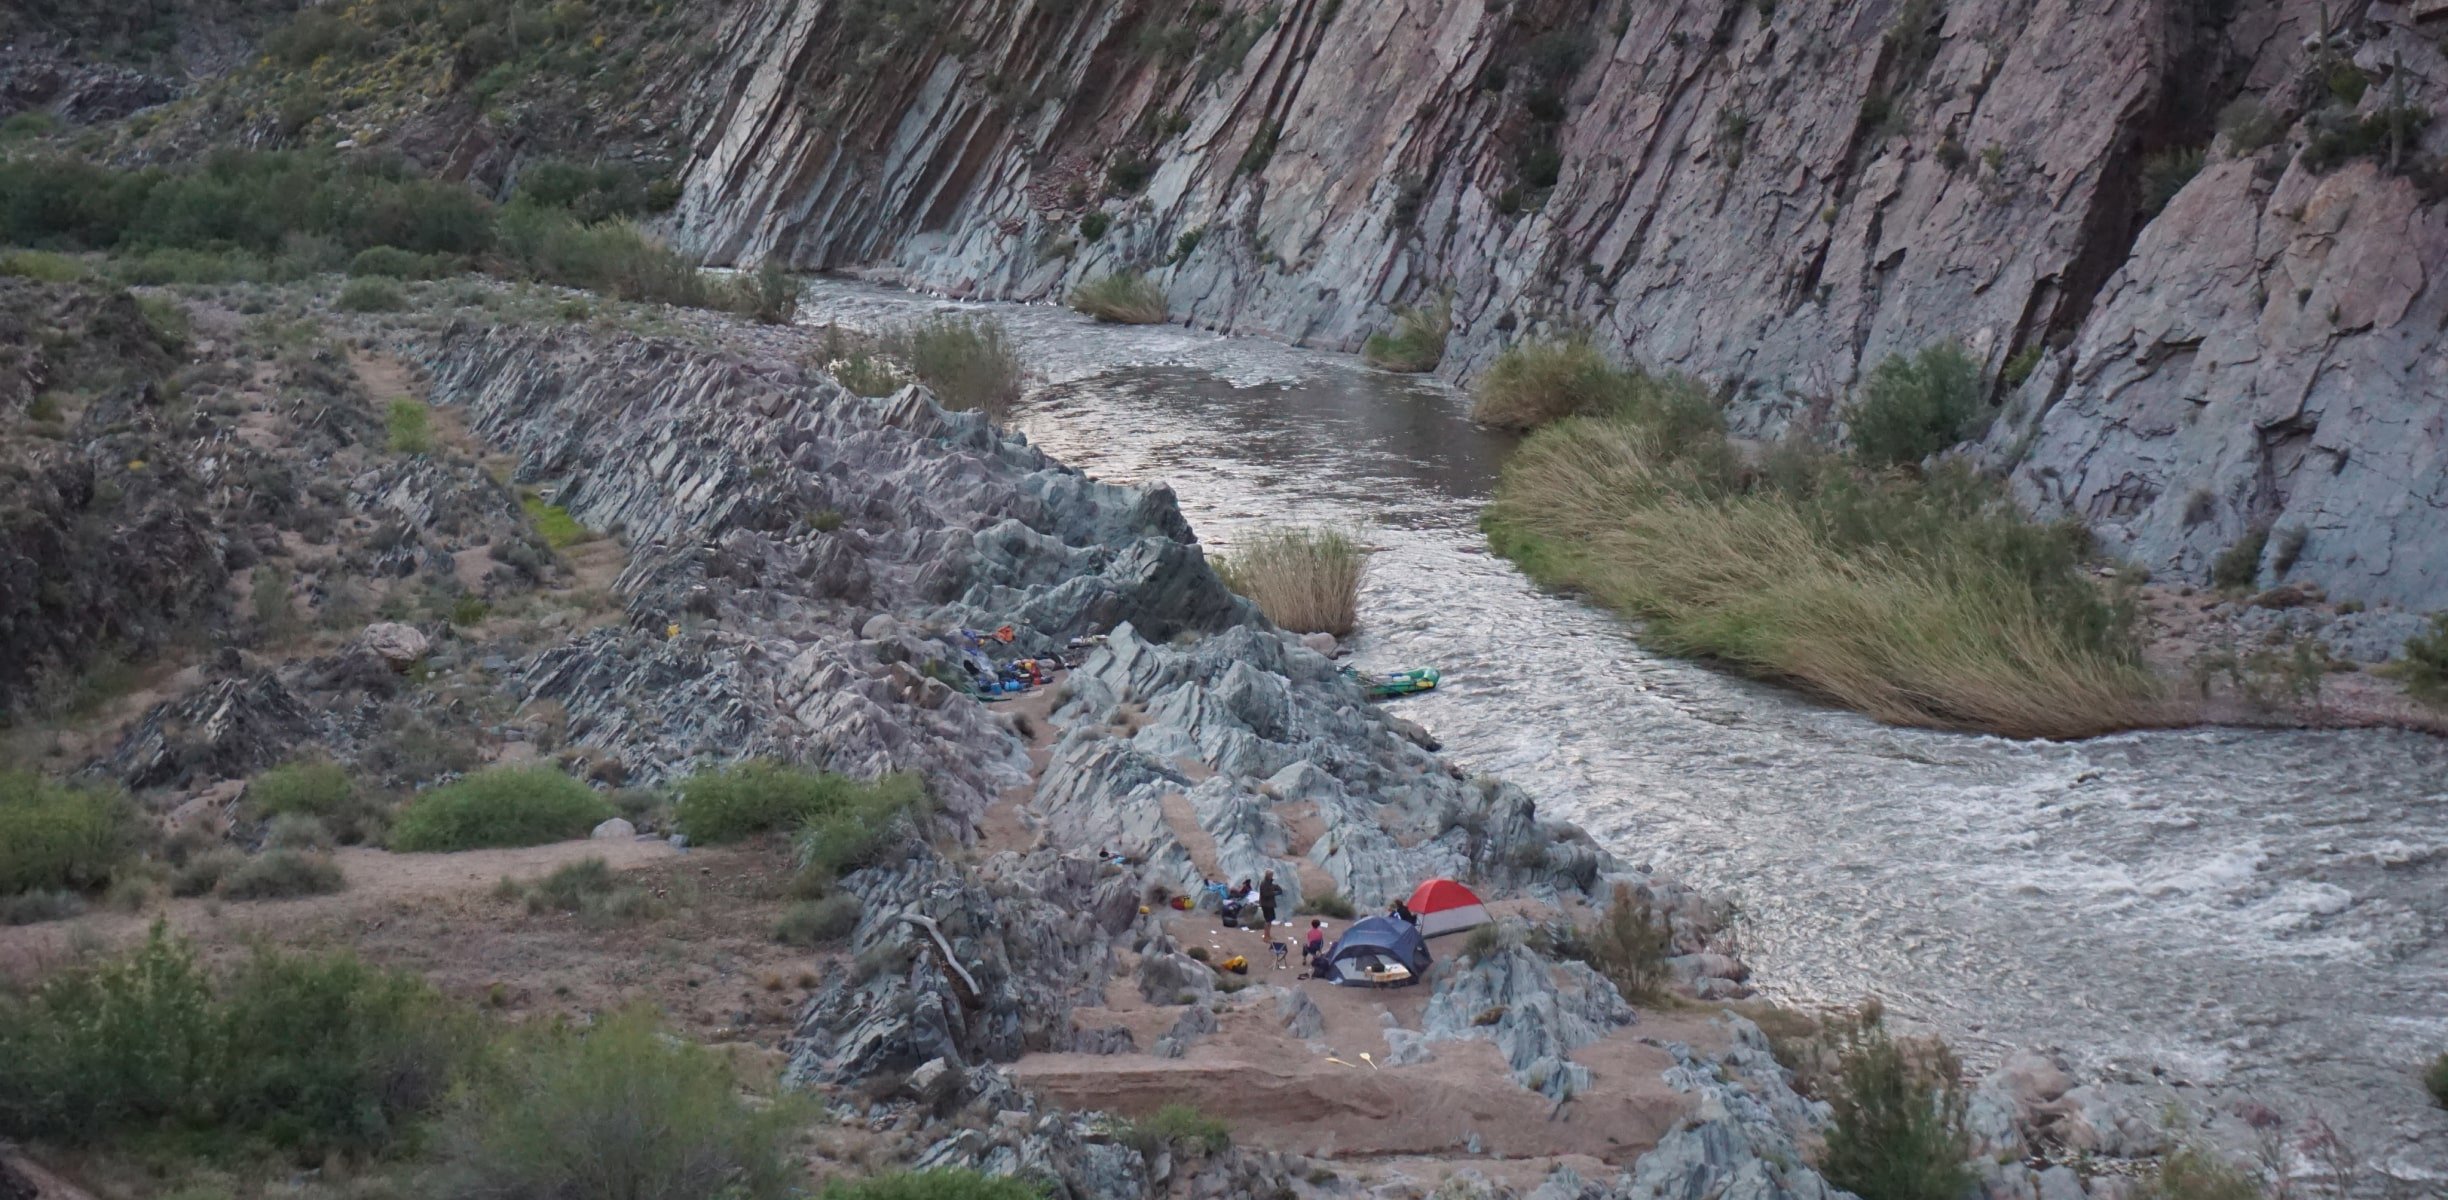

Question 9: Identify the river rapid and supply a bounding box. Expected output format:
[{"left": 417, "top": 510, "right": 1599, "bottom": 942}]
[{"left": 797, "top": 279, "right": 2448, "bottom": 1183}]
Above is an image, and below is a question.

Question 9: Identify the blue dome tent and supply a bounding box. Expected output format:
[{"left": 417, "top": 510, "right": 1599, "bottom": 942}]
[{"left": 1315, "top": 915, "right": 1432, "bottom": 987}]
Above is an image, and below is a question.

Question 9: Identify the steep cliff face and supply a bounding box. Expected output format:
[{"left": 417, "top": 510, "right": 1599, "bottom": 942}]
[{"left": 671, "top": 0, "right": 2447, "bottom": 605}]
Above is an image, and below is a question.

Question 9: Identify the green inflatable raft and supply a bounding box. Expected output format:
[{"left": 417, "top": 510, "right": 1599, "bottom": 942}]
[{"left": 1342, "top": 666, "right": 1440, "bottom": 699}]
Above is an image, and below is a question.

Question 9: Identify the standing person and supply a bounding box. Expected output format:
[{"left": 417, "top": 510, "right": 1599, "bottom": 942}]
[{"left": 1258, "top": 871, "right": 1282, "bottom": 929}]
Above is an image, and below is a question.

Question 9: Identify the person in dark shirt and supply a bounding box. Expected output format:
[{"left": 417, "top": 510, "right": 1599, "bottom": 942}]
[
  {"left": 1389, "top": 898, "right": 1417, "bottom": 925},
  {"left": 1258, "top": 871, "right": 1282, "bottom": 928}
]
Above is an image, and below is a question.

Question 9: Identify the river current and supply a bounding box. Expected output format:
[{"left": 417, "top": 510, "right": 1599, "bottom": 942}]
[{"left": 796, "top": 279, "right": 2448, "bottom": 1182}]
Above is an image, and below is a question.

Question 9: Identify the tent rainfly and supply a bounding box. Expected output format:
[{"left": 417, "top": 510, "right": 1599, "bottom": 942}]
[{"left": 1405, "top": 877, "right": 1492, "bottom": 938}]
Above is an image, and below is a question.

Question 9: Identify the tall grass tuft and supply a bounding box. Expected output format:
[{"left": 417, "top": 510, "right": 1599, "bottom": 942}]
[
  {"left": 1211, "top": 526, "right": 1368, "bottom": 637},
  {"left": 2129, "top": 1147, "right": 2269, "bottom": 1200},
  {"left": 434, "top": 1006, "right": 802, "bottom": 1200},
  {"left": 1114, "top": 1103, "right": 1232, "bottom": 1159},
  {"left": 390, "top": 767, "right": 613, "bottom": 852},
  {"left": 1362, "top": 293, "right": 1452, "bottom": 373},
  {"left": 1069, "top": 271, "right": 1168, "bottom": 324},
  {"left": 1469, "top": 336, "right": 1722, "bottom": 435},
  {"left": 2382, "top": 614, "right": 2448, "bottom": 707},
  {"left": 818, "top": 1171, "right": 1049, "bottom": 1200},
  {"left": 898, "top": 314, "right": 1025, "bottom": 419},
  {"left": 1485, "top": 410, "right": 2160, "bottom": 739}
]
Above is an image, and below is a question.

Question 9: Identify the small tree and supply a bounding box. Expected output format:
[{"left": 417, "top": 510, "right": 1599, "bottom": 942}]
[
  {"left": 1845, "top": 342, "right": 1985, "bottom": 468},
  {"left": 1585, "top": 884, "right": 1672, "bottom": 1003}
]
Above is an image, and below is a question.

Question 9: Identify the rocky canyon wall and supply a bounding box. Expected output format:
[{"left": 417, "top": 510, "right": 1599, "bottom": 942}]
[{"left": 668, "top": 0, "right": 2448, "bottom": 607}]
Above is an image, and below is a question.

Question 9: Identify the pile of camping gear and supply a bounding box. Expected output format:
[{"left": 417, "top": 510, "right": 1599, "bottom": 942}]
[
  {"left": 953, "top": 628, "right": 1106, "bottom": 698},
  {"left": 1340, "top": 665, "right": 1440, "bottom": 699}
]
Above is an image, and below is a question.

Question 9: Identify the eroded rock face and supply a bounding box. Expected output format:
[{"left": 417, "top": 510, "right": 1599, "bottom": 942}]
[{"left": 672, "top": 0, "right": 2448, "bottom": 604}]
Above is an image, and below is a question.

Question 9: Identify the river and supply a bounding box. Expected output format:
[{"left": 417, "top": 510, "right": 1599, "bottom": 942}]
[{"left": 796, "top": 279, "right": 2448, "bottom": 1185}]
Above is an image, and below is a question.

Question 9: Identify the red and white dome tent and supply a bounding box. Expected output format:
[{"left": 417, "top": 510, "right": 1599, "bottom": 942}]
[{"left": 1405, "top": 877, "right": 1492, "bottom": 938}]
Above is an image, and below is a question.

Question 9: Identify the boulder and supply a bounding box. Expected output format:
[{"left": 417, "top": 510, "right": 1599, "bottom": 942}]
[
  {"left": 590, "top": 816, "right": 637, "bottom": 840},
  {"left": 358, "top": 622, "right": 430, "bottom": 669}
]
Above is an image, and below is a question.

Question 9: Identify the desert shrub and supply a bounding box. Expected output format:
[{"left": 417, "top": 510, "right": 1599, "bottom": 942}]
[
  {"left": 1115, "top": 1104, "right": 1231, "bottom": 1158},
  {"left": 1297, "top": 891, "right": 1354, "bottom": 919},
  {"left": 1069, "top": 272, "right": 1167, "bottom": 324},
  {"left": 2428, "top": 1051, "right": 2448, "bottom": 1107},
  {"left": 832, "top": 353, "right": 903, "bottom": 396},
  {"left": 348, "top": 245, "right": 431, "bottom": 278},
  {"left": 248, "top": 760, "right": 355, "bottom": 817},
  {"left": 1461, "top": 923, "right": 1503, "bottom": 962},
  {"left": 2301, "top": 102, "right": 2431, "bottom": 174},
  {"left": 0, "top": 888, "right": 87, "bottom": 925},
  {"left": 521, "top": 491, "right": 594, "bottom": 548},
  {"left": 1104, "top": 153, "right": 1154, "bottom": 195},
  {"left": 2128, "top": 1147, "right": 2266, "bottom": 1200},
  {"left": 1077, "top": 211, "right": 1111, "bottom": 241},
  {"left": 513, "top": 160, "right": 677, "bottom": 223},
  {"left": 676, "top": 760, "right": 896, "bottom": 844},
  {"left": 0, "top": 248, "right": 83, "bottom": 281},
  {"left": 774, "top": 894, "right": 865, "bottom": 946},
  {"left": 387, "top": 396, "right": 433, "bottom": 452},
  {"left": 2140, "top": 146, "right": 2206, "bottom": 216},
  {"left": 899, "top": 314, "right": 1024, "bottom": 419},
  {"left": 2383, "top": 614, "right": 2448, "bottom": 707},
  {"left": 337, "top": 276, "right": 406, "bottom": 312},
  {"left": 1818, "top": 1017, "right": 1971, "bottom": 1200},
  {"left": 1361, "top": 293, "right": 1451, "bottom": 373},
  {"left": 2218, "top": 97, "right": 2282, "bottom": 153},
  {"left": 1211, "top": 525, "right": 1368, "bottom": 637},
  {"left": 796, "top": 774, "right": 933, "bottom": 889},
  {"left": 266, "top": 812, "right": 336, "bottom": 851},
  {"left": 819, "top": 1171, "right": 1047, "bottom": 1200},
  {"left": 434, "top": 1006, "right": 801, "bottom": 1200},
  {"left": 1485, "top": 416, "right": 2156, "bottom": 737},
  {"left": 2000, "top": 344, "right": 2042, "bottom": 389},
  {"left": 0, "top": 928, "right": 469, "bottom": 1154},
  {"left": 495, "top": 205, "right": 729, "bottom": 311},
  {"left": 740, "top": 258, "right": 799, "bottom": 325},
  {"left": 219, "top": 850, "right": 347, "bottom": 900},
  {"left": 1585, "top": 884, "right": 1671, "bottom": 1002},
  {"left": 0, "top": 771, "right": 134, "bottom": 896},
  {"left": 172, "top": 848, "right": 244, "bottom": 897},
  {"left": 514, "top": 857, "right": 659, "bottom": 927},
  {"left": 2211, "top": 524, "right": 2269, "bottom": 590},
  {"left": 389, "top": 767, "right": 613, "bottom": 852},
  {"left": 1845, "top": 342, "right": 1985, "bottom": 467}
]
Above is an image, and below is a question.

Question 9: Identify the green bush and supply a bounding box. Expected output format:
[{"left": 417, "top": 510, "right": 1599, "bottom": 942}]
[
  {"left": 0, "top": 249, "right": 84, "bottom": 281},
  {"left": 0, "top": 772, "right": 134, "bottom": 896},
  {"left": 348, "top": 245, "right": 431, "bottom": 278},
  {"left": 496, "top": 205, "right": 727, "bottom": 311},
  {"left": 2384, "top": 614, "right": 2448, "bottom": 708},
  {"left": 739, "top": 258, "right": 800, "bottom": 325},
  {"left": 675, "top": 760, "right": 926, "bottom": 850},
  {"left": 899, "top": 314, "right": 1025, "bottom": 420},
  {"left": 266, "top": 812, "right": 335, "bottom": 851},
  {"left": 1361, "top": 294, "right": 1451, "bottom": 373},
  {"left": 819, "top": 1171, "right": 1047, "bottom": 1200},
  {"left": 833, "top": 353, "right": 903, "bottom": 397},
  {"left": 514, "top": 160, "right": 676, "bottom": 223},
  {"left": 172, "top": 848, "right": 244, "bottom": 897},
  {"left": 1470, "top": 337, "right": 1723, "bottom": 442},
  {"left": 1818, "top": 1018, "right": 1971, "bottom": 1200},
  {"left": 0, "top": 928, "right": 469, "bottom": 1154},
  {"left": 1069, "top": 272, "right": 1167, "bottom": 324},
  {"left": 434, "top": 1006, "right": 802, "bottom": 1200},
  {"left": 219, "top": 851, "right": 347, "bottom": 900},
  {"left": 337, "top": 276, "right": 406, "bottom": 312},
  {"left": 1114, "top": 1104, "right": 1230, "bottom": 1159},
  {"left": 2211, "top": 524, "right": 2269, "bottom": 590},
  {"left": 1845, "top": 342, "right": 1985, "bottom": 467},
  {"left": 248, "top": 761, "right": 356, "bottom": 818},
  {"left": 797, "top": 775, "right": 932, "bottom": 889},
  {"left": 1078, "top": 211, "right": 1111, "bottom": 241},
  {"left": 2427, "top": 1051, "right": 2448, "bottom": 1107},
  {"left": 774, "top": 894, "right": 864, "bottom": 946},
  {"left": 521, "top": 491, "right": 595, "bottom": 548},
  {"left": 387, "top": 397, "right": 433, "bottom": 452},
  {"left": 390, "top": 767, "right": 613, "bottom": 852}
]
